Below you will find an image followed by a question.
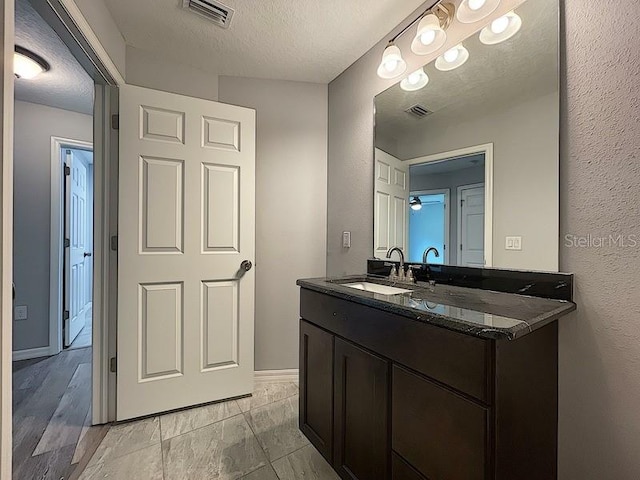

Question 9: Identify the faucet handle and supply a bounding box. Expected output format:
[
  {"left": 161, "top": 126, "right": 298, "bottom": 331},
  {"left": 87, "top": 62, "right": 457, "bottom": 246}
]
[
  {"left": 407, "top": 266, "right": 415, "bottom": 283},
  {"left": 389, "top": 265, "right": 398, "bottom": 280}
]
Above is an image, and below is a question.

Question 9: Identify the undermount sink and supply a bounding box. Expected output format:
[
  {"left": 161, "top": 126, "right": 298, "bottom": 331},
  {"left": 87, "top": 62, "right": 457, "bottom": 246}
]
[{"left": 343, "top": 282, "right": 413, "bottom": 295}]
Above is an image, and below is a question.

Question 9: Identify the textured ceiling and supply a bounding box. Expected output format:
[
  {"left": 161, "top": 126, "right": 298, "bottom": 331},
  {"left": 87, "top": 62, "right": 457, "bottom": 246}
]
[
  {"left": 375, "top": 0, "right": 558, "bottom": 144},
  {"left": 103, "top": 0, "right": 427, "bottom": 83},
  {"left": 15, "top": 0, "right": 94, "bottom": 114}
]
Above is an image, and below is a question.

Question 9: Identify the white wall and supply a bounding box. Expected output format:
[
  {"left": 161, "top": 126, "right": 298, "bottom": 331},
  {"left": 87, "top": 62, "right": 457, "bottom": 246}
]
[
  {"left": 13, "top": 101, "right": 92, "bottom": 352},
  {"left": 125, "top": 46, "right": 219, "bottom": 101},
  {"left": 399, "top": 92, "right": 559, "bottom": 271},
  {"left": 327, "top": 0, "right": 640, "bottom": 478},
  {"left": 70, "top": 0, "right": 126, "bottom": 80},
  {"left": 218, "top": 76, "right": 328, "bottom": 370}
]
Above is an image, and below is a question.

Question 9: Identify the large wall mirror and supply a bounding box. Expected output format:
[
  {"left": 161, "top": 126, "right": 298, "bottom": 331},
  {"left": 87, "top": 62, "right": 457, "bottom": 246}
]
[{"left": 374, "top": 0, "right": 559, "bottom": 272}]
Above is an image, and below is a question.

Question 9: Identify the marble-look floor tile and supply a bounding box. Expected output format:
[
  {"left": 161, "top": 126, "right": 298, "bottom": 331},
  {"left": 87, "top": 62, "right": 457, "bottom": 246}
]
[
  {"left": 272, "top": 445, "right": 340, "bottom": 480},
  {"left": 162, "top": 413, "right": 268, "bottom": 480},
  {"left": 160, "top": 399, "right": 241, "bottom": 440},
  {"left": 240, "top": 464, "right": 279, "bottom": 480},
  {"left": 79, "top": 443, "right": 163, "bottom": 480},
  {"left": 88, "top": 416, "right": 160, "bottom": 467},
  {"left": 237, "top": 382, "right": 299, "bottom": 412},
  {"left": 243, "top": 395, "right": 308, "bottom": 461}
]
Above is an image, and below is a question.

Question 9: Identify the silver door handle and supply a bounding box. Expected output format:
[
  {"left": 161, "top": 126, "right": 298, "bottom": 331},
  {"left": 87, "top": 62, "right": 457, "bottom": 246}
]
[
  {"left": 84, "top": 252, "right": 92, "bottom": 257},
  {"left": 240, "top": 260, "right": 253, "bottom": 272}
]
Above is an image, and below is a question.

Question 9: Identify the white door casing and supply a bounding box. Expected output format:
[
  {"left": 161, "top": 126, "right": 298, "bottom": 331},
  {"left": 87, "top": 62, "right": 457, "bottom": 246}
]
[
  {"left": 117, "top": 85, "right": 256, "bottom": 420},
  {"left": 374, "top": 148, "right": 409, "bottom": 259},
  {"left": 458, "top": 184, "right": 485, "bottom": 267},
  {"left": 65, "top": 150, "right": 92, "bottom": 346}
]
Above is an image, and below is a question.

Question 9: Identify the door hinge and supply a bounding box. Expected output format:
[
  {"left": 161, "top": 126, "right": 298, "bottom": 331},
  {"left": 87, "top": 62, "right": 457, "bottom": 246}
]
[
  {"left": 64, "top": 238, "right": 70, "bottom": 248},
  {"left": 460, "top": 244, "right": 463, "bottom": 251},
  {"left": 111, "top": 114, "right": 119, "bottom": 130},
  {"left": 110, "top": 357, "right": 117, "bottom": 373},
  {"left": 110, "top": 235, "right": 118, "bottom": 251},
  {"left": 63, "top": 310, "right": 70, "bottom": 320},
  {"left": 64, "top": 165, "right": 71, "bottom": 176}
]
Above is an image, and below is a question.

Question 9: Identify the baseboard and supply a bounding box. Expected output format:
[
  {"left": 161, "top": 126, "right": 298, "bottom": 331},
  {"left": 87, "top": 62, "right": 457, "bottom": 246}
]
[
  {"left": 254, "top": 369, "right": 299, "bottom": 383},
  {"left": 12, "top": 346, "right": 55, "bottom": 361}
]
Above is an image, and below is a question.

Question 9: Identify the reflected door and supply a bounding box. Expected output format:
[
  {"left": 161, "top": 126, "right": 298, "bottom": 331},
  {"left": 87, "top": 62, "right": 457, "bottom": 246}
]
[
  {"left": 374, "top": 148, "right": 408, "bottom": 258},
  {"left": 458, "top": 185, "right": 485, "bottom": 267},
  {"left": 117, "top": 85, "right": 256, "bottom": 421}
]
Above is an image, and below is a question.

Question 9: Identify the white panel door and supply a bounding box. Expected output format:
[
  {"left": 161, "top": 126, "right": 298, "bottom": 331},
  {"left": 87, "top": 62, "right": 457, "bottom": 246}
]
[
  {"left": 374, "top": 148, "right": 408, "bottom": 258},
  {"left": 459, "top": 185, "right": 485, "bottom": 267},
  {"left": 117, "top": 85, "right": 256, "bottom": 421},
  {"left": 65, "top": 150, "right": 91, "bottom": 347}
]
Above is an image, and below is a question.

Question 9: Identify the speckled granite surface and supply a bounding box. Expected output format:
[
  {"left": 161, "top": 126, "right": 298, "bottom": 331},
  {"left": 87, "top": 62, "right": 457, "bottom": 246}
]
[{"left": 297, "top": 275, "right": 576, "bottom": 340}]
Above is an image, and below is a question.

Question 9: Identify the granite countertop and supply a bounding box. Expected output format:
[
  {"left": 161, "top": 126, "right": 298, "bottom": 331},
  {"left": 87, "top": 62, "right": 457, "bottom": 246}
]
[{"left": 297, "top": 275, "right": 576, "bottom": 340}]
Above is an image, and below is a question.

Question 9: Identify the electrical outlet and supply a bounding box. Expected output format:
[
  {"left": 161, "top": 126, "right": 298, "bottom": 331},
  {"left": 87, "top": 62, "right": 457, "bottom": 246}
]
[
  {"left": 505, "top": 236, "right": 523, "bottom": 251},
  {"left": 342, "top": 231, "right": 351, "bottom": 248},
  {"left": 14, "top": 305, "right": 28, "bottom": 321}
]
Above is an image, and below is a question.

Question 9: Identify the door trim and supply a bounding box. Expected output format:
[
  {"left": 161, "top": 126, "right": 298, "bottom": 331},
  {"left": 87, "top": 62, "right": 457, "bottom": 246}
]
[
  {"left": 409, "top": 188, "right": 451, "bottom": 264},
  {"left": 457, "top": 183, "right": 486, "bottom": 267},
  {"left": 404, "top": 143, "right": 494, "bottom": 267},
  {"left": 50, "top": 137, "right": 93, "bottom": 357}
]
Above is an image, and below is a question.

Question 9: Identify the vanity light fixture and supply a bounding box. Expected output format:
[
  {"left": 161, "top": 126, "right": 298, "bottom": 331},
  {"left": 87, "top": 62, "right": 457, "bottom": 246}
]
[
  {"left": 457, "top": 0, "right": 501, "bottom": 24},
  {"left": 411, "top": 13, "right": 446, "bottom": 55},
  {"left": 435, "top": 44, "right": 469, "bottom": 71},
  {"left": 14, "top": 46, "right": 50, "bottom": 79},
  {"left": 479, "top": 11, "right": 522, "bottom": 45},
  {"left": 400, "top": 68, "right": 429, "bottom": 91},
  {"left": 377, "top": 43, "right": 407, "bottom": 79},
  {"left": 410, "top": 196, "right": 423, "bottom": 211}
]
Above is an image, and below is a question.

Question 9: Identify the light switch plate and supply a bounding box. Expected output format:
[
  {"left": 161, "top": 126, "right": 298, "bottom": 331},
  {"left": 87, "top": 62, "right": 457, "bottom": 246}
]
[
  {"left": 342, "top": 231, "right": 351, "bottom": 248},
  {"left": 14, "top": 305, "right": 28, "bottom": 321},
  {"left": 505, "top": 236, "right": 522, "bottom": 251}
]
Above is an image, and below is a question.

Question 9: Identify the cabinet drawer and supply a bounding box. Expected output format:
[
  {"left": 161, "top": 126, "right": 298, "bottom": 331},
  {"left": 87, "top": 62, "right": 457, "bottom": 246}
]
[
  {"left": 301, "top": 289, "right": 490, "bottom": 402},
  {"left": 392, "top": 366, "right": 488, "bottom": 480}
]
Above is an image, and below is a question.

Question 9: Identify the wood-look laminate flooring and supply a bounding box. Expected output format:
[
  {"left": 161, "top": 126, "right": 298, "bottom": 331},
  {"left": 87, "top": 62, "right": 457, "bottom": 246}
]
[{"left": 12, "top": 347, "right": 109, "bottom": 480}]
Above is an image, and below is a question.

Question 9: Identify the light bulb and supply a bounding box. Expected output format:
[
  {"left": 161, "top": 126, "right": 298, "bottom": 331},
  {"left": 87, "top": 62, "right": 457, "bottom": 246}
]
[
  {"left": 384, "top": 59, "right": 398, "bottom": 72},
  {"left": 491, "top": 16, "right": 510, "bottom": 34},
  {"left": 443, "top": 47, "right": 460, "bottom": 63},
  {"left": 468, "top": 0, "right": 486, "bottom": 11},
  {"left": 408, "top": 72, "right": 421, "bottom": 85},
  {"left": 420, "top": 29, "right": 437, "bottom": 46}
]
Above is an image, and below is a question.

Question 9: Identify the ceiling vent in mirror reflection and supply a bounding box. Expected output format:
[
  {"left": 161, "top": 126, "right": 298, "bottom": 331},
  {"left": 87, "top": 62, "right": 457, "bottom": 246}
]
[
  {"left": 182, "top": 0, "right": 234, "bottom": 29},
  {"left": 405, "top": 104, "right": 432, "bottom": 119}
]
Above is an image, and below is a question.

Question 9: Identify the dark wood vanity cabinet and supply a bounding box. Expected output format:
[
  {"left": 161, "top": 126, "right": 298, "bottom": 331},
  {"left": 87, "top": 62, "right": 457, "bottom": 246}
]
[{"left": 299, "top": 288, "right": 559, "bottom": 480}]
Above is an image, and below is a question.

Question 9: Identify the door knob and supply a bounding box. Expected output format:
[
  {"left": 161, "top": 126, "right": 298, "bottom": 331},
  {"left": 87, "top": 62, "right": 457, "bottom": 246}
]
[
  {"left": 240, "top": 260, "right": 253, "bottom": 272},
  {"left": 84, "top": 252, "right": 92, "bottom": 257}
]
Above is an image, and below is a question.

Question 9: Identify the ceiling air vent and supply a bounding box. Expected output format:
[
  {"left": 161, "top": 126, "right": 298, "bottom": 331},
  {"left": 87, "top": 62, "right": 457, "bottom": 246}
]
[
  {"left": 405, "top": 104, "right": 432, "bottom": 119},
  {"left": 182, "top": 0, "right": 235, "bottom": 29}
]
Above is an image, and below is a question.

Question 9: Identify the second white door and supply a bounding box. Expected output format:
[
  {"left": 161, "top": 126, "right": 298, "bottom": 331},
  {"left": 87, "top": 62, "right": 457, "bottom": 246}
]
[
  {"left": 458, "top": 184, "right": 485, "bottom": 267},
  {"left": 117, "top": 85, "right": 256, "bottom": 420}
]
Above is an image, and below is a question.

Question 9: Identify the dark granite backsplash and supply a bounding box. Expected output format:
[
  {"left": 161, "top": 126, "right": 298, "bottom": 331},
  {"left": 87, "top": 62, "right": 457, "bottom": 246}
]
[{"left": 367, "top": 259, "right": 573, "bottom": 302}]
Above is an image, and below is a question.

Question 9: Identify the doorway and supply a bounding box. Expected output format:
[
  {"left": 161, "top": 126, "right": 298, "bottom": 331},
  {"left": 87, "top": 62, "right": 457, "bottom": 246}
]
[
  {"left": 408, "top": 190, "right": 449, "bottom": 264},
  {"left": 59, "top": 143, "right": 94, "bottom": 350}
]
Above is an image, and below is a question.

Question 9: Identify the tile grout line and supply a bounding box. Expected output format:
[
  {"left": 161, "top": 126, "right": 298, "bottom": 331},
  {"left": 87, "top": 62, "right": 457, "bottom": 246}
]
[{"left": 159, "top": 416, "right": 167, "bottom": 480}]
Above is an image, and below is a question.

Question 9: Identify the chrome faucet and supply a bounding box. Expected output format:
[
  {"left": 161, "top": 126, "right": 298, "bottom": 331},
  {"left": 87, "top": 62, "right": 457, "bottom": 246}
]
[
  {"left": 386, "top": 247, "right": 405, "bottom": 272},
  {"left": 423, "top": 247, "right": 440, "bottom": 264},
  {"left": 386, "top": 247, "right": 415, "bottom": 283}
]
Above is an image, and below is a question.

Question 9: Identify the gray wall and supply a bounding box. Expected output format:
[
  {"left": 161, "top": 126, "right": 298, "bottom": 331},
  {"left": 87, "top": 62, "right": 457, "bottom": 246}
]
[
  {"left": 327, "top": 0, "right": 640, "bottom": 478},
  {"left": 399, "top": 92, "right": 559, "bottom": 271},
  {"left": 411, "top": 164, "right": 485, "bottom": 260},
  {"left": 219, "top": 76, "right": 328, "bottom": 371},
  {"left": 13, "top": 101, "right": 92, "bottom": 351},
  {"left": 125, "top": 46, "right": 219, "bottom": 102}
]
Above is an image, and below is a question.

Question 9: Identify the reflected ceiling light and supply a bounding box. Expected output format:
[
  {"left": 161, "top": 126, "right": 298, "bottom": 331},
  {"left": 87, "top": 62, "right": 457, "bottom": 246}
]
[
  {"left": 457, "top": 0, "right": 501, "bottom": 24},
  {"left": 377, "top": 43, "right": 407, "bottom": 79},
  {"left": 411, "top": 14, "right": 447, "bottom": 55},
  {"left": 479, "top": 11, "right": 522, "bottom": 44},
  {"left": 14, "top": 46, "right": 50, "bottom": 79},
  {"left": 410, "top": 196, "right": 423, "bottom": 211},
  {"left": 400, "top": 68, "right": 429, "bottom": 91},
  {"left": 435, "top": 44, "right": 469, "bottom": 71}
]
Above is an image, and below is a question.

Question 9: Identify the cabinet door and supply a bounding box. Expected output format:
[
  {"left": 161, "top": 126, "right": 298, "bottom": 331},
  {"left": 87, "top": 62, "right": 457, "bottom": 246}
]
[
  {"left": 299, "top": 320, "right": 334, "bottom": 461},
  {"left": 334, "top": 337, "right": 389, "bottom": 480},
  {"left": 393, "top": 366, "right": 488, "bottom": 480}
]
